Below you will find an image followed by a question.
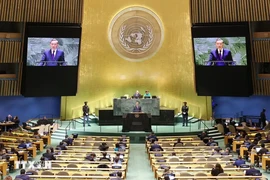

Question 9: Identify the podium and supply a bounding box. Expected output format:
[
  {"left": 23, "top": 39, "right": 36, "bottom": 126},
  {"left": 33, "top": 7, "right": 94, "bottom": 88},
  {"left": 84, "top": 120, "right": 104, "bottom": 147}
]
[{"left": 122, "top": 112, "right": 152, "bottom": 132}]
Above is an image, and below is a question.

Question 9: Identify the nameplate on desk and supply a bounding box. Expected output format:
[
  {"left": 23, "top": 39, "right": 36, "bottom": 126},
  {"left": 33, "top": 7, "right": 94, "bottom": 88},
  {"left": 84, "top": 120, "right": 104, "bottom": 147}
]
[{"left": 132, "top": 122, "right": 142, "bottom": 126}]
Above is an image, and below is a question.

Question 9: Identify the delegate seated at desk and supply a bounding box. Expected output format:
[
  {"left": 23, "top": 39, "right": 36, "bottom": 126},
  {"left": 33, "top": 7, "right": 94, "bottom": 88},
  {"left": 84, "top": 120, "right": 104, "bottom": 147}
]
[
  {"left": 143, "top": 90, "right": 151, "bottom": 98},
  {"left": 133, "top": 90, "right": 141, "bottom": 99},
  {"left": 133, "top": 101, "right": 142, "bottom": 112}
]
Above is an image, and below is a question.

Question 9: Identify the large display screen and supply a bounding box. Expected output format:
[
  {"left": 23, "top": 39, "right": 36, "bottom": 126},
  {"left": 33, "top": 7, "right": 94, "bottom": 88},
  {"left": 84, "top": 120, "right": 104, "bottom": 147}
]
[
  {"left": 27, "top": 38, "right": 80, "bottom": 66},
  {"left": 192, "top": 23, "right": 253, "bottom": 96},
  {"left": 193, "top": 37, "right": 247, "bottom": 66},
  {"left": 21, "top": 23, "right": 81, "bottom": 97}
]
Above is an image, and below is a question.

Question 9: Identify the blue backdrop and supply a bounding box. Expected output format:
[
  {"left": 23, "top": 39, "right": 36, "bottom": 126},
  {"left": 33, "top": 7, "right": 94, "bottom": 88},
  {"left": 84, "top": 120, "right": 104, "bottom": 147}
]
[
  {"left": 213, "top": 96, "right": 270, "bottom": 119},
  {"left": 0, "top": 96, "right": 61, "bottom": 123}
]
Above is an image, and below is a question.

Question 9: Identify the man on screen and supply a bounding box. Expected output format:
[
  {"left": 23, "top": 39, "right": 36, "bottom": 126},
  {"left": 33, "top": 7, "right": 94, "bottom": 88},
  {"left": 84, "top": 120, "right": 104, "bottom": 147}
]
[
  {"left": 39, "top": 39, "right": 66, "bottom": 66},
  {"left": 207, "top": 38, "right": 233, "bottom": 66}
]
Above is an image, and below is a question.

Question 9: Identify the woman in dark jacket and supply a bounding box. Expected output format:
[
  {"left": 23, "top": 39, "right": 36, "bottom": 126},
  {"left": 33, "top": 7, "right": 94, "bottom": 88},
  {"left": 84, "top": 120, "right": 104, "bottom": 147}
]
[{"left": 211, "top": 163, "right": 224, "bottom": 176}]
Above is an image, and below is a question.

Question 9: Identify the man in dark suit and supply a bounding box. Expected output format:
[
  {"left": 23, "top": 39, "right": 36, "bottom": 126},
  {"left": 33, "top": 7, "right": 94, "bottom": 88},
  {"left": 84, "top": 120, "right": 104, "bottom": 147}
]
[
  {"left": 18, "top": 140, "right": 27, "bottom": 149},
  {"left": 5, "top": 114, "right": 12, "bottom": 122},
  {"left": 245, "top": 164, "right": 261, "bottom": 176},
  {"left": 82, "top": 101, "right": 90, "bottom": 127},
  {"left": 39, "top": 39, "right": 66, "bottom": 66},
  {"left": 260, "top": 109, "right": 266, "bottom": 128},
  {"left": 207, "top": 38, "right": 233, "bottom": 66},
  {"left": 233, "top": 156, "right": 245, "bottom": 167},
  {"left": 181, "top": 102, "right": 189, "bottom": 126},
  {"left": 15, "top": 169, "right": 30, "bottom": 180},
  {"left": 42, "top": 149, "right": 56, "bottom": 160},
  {"left": 150, "top": 141, "right": 164, "bottom": 151},
  {"left": 133, "top": 101, "right": 142, "bottom": 112}
]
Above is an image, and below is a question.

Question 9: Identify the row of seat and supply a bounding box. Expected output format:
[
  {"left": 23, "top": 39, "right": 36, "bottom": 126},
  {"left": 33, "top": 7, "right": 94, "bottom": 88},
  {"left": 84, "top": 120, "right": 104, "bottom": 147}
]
[
  {"left": 27, "top": 135, "right": 129, "bottom": 179},
  {"left": 146, "top": 135, "right": 266, "bottom": 180}
]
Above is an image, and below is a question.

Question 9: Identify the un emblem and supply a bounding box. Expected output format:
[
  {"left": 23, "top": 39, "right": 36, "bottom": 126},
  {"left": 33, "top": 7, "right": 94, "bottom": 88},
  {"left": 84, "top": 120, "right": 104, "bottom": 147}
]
[{"left": 109, "top": 7, "right": 164, "bottom": 62}]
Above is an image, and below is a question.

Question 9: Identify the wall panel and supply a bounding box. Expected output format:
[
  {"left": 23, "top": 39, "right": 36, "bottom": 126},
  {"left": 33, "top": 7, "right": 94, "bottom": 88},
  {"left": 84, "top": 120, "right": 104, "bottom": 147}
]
[{"left": 191, "top": 0, "right": 270, "bottom": 23}]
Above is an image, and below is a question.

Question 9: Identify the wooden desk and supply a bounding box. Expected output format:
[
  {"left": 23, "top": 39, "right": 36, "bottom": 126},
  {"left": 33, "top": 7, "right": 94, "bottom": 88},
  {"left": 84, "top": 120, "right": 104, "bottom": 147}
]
[
  {"left": 262, "top": 155, "right": 270, "bottom": 170},
  {"left": 157, "top": 175, "right": 265, "bottom": 180},
  {"left": 233, "top": 140, "right": 244, "bottom": 152},
  {"left": 240, "top": 146, "right": 248, "bottom": 157},
  {"left": 29, "top": 175, "right": 122, "bottom": 179},
  {"left": 236, "top": 126, "right": 261, "bottom": 131},
  {"left": 0, "top": 122, "right": 14, "bottom": 131},
  {"left": 42, "top": 135, "right": 51, "bottom": 145},
  {"left": 0, "top": 162, "right": 7, "bottom": 176}
]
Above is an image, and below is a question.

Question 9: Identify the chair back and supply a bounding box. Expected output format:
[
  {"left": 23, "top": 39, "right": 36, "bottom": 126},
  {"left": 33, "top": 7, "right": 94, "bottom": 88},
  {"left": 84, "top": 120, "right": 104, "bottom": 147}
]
[{"left": 217, "top": 124, "right": 224, "bottom": 134}]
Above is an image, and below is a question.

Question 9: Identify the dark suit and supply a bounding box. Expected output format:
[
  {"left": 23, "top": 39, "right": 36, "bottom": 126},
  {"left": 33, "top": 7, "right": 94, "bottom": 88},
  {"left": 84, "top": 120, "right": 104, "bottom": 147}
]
[
  {"left": 211, "top": 168, "right": 223, "bottom": 176},
  {"left": 181, "top": 105, "right": 189, "bottom": 126},
  {"left": 208, "top": 49, "right": 233, "bottom": 66},
  {"left": 245, "top": 168, "right": 260, "bottom": 175},
  {"left": 150, "top": 144, "right": 163, "bottom": 151},
  {"left": 39, "top": 49, "right": 65, "bottom": 66},
  {"left": 133, "top": 106, "right": 142, "bottom": 112},
  {"left": 42, "top": 152, "right": 56, "bottom": 160},
  {"left": 260, "top": 111, "right": 266, "bottom": 128},
  {"left": 15, "top": 174, "right": 30, "bottom": 180},
  {"left": 233, "top": 159, "right": 245, "bottom": 167}
]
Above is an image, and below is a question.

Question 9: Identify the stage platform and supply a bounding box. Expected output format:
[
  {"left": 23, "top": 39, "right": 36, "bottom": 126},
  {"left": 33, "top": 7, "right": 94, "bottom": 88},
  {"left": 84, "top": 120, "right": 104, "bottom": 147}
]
[{"left": 52, "top": 118, "right": 213, "bottom": 143}]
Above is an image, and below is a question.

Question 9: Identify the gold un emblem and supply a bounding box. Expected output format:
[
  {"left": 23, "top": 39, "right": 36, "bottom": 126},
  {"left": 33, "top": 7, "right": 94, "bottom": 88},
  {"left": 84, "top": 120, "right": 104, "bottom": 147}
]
[{"left": 108, "top": 6, "right": 164, "bottom": 62}]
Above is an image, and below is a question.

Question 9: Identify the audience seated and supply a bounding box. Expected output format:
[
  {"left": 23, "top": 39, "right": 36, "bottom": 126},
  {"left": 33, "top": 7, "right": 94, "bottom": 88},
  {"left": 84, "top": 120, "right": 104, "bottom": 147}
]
[
  {"left": 113, "top": 157, "right": 122, "bottom": 166},
  {"left": 211, "top": 163, "right": 224, "bottom": 176},
  {"left": 33, "top": 131, "right": 41, "bottom": 139},
  {"left": 114, "top": 143, "right": 121, "bottom": 151},
  {"left": 85, "top": 153, "right": 96, "bottom": 161},
  {"left": 115, "top": 153, "right": 124, "bottom": 162},
  {"left": 18, "top": 140, "right": 27, "bottom": 149},
  {"left": 99, "top": 152, "right": 111, "bottom": 161},
  {"left": 150, "top": 141, "right": 164, "bottom": 151},
  {"left": 206, "top": 137, "right": 217, "bottom": 146},
  {"left": 63, "top": 135, "right": 73, "bottom": 146},
  {"left": 99, "top": 142, "right": 109, "bottom": 151},
  {"left": 147, "top": 131, "right": 158, "bottom": 141},
  {"left": 212, "top": 147, "right": 222, "bottom": 155},
  {"left": 221, "top": 147, "right": 230, "bottom": 155},
  {"left": 257, "top": 143, "right": 268, "bottom": 155},
  {"left": 233, "top": 156, "right": 245, "bottom": 167},
  {"left": 42, "top": 149, "right": 56, "bottom": 160},
  {"left": 173, "top": 138, "right": 183, "bottom": 147},
  {"left": 57, "top": 142, "right": 67, "bottom": 150},
  {"left": 12, "top": 116, "right": 20, "bottom": 129},
  {"left": 5, "top": 114, "right": 12, "bottom": 122},
  {"left": 15, "top": 169, "right": 30, "bottom": 180},
  {"left": 9, "top": 147, "right": 20, "bottom": 159},
  {"left": 245, "top": 164, "right": 261, "bottom": 176},
  {"left": 0, "top": 148, "right": 9, "bottom": 160},
  {"left": 25, "top": 139, "right": 32, "bottom": 148}
]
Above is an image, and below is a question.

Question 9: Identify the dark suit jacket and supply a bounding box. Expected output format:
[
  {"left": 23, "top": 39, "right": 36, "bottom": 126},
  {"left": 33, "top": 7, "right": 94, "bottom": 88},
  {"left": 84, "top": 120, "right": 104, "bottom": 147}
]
[
  {"left": 83, "top": 105, "right": 90, "bottom": 116},
  {"left": 245, "top": 168, "right": 260, "bottom": 175},
  {"left": 260, "top": 111, "right": 266, "bottom": 122},
  {"left": 150, "top": 144, "right": 164, "bottom": 151},
  {"left": 211, "top": 168, "right": 224, "bottom": 176},
  {"left": 39, "top": 49, "right": 65, "bottom": 66},
  {"left": 208, "top": 49, "right": 233, "bottom": 66},
  {"left": 43, "top": 152, "right": 56, "bottom": 160},
  {"left": 133, "top": 106, "right": 142, "bottom": 112},
  {"left": 15, "top": 174, "right": 30, "bottom": 180}
]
